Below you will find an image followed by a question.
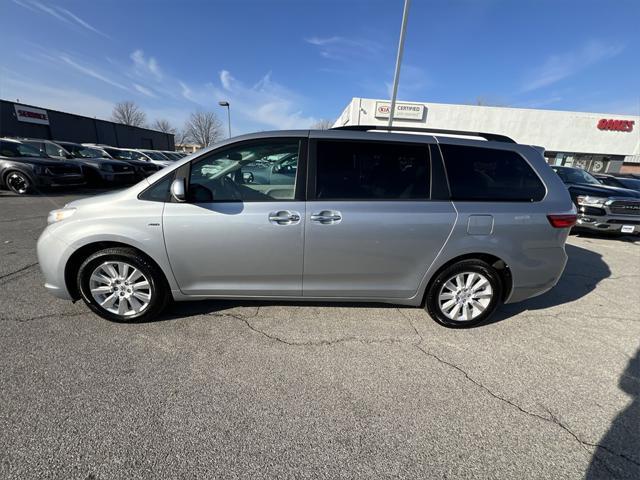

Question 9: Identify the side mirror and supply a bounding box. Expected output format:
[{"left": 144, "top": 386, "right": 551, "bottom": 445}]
[{"left": 170, "top": 178, "right": 186, "bottom": 202}]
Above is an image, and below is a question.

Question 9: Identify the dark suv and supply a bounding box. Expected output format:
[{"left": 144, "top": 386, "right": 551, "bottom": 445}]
[
  {"left": 552, "top": 166, "right": 640, "bottom": 235},
  {"left": 0, "top": 139, "right": 84, "bottom": 194}
]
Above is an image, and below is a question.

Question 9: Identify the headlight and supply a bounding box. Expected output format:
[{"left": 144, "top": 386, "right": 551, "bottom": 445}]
[
  {"left": 576, "top": 195, "right": 608, "bottom": 206},
  {"left": 100, "top": 164, "right": 114, "bottom": 172},
  {"left": 47, "top": 207, "right": 76, "bottom": 224}
]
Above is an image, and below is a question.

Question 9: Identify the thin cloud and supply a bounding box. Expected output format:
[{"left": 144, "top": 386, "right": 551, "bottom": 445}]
[
  {"left": 13, "top": 0, "right": 111, "bottom": 38},
  {"left": 213, "top": 70, "right": 317, "bottom": 129},
  {"left": 522, "top": 40, "right": 624, "bottom": 92},
  {"left": 31, "top": 0, "right": 72, "bottom": 24},
  {"left": 57, "top": 6, "right": 111, "bottom": 39},
  {"left": 133, "top": 83, "right": 157, "bottom": 98},
  {"left": 131, "top": 50, "right": 163, "bottom": 81},
  {"left": 305, "top": 35, "right": 382, "bottom": 60},
  {"left": 58, "top": 54, "right": 129, "bottom": 91}
]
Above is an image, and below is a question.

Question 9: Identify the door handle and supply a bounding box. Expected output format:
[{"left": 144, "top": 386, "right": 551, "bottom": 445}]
[
  {"left": 310, "top": 210, "right": 342, "bottom": 224},
  {"left": 269, "top": 210, "right": 301, "bottom": 225}
]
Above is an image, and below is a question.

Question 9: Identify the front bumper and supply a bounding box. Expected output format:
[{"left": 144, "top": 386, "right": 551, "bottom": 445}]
[
  {"left": 575, "top": 202, "right": 640, "bottom": 234},
  {"left": 99, "top": 171, "right": 137, "bottom": 184},
  {"left": 36, "top": 227, "right": 73, "bottom": 300}
]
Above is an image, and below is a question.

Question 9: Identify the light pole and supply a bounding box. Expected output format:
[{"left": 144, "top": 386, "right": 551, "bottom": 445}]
[
  {"left": 388, "top": 0, "right": 411, "bottom": 128},
  {"left": 218, "top": 101, "right": 231, "bottom": 137}
]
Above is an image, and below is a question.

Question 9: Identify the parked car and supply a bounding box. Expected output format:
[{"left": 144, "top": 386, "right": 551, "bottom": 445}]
[
  {"left": 134, "top": 149, "right": 172, "bottom": 166},
  {"left": 19, "top": 138, "right": 136, "bottom": 186},
  {"left": 56, "top": 141, "right": 160, "bottom": 181},
  {"left": 594, "top": 173, "right": 640, "bottom": 192},
  {"left": 38, "top": 126, "right": 576, "bottom": 327},
  {"left": 161, "top": 151, "right": 184, "bottom": 161},
  {"left": 0, "top": 138, "right": 84, "bottom": 194},
  {"left": 552, "top": 166, "right": 640, "bottom": 235},
  {"left": 99, "top": 147, "right": 171, "bottom": 168}
]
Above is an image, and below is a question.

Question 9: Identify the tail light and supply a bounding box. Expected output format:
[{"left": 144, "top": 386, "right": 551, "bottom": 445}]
[{"left": 547, "top": 214, "right": 577, "bottom": 228}]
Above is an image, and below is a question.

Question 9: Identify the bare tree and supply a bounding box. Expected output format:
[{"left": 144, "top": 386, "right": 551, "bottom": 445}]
[
  {"left": 174, "top": 127, "right": 190, "bottom": 146},
  {"left": 111, "top": 101, "right": 147, "bottom": 127},
  {"left": 183, "top": 111, "right": 223, "bottom": 147},
  {"left": 311, "top": 119, "right": 335, "bottom": 130},
  {"left": 151, "top": 118, "right": 176, "bottom": 134}
]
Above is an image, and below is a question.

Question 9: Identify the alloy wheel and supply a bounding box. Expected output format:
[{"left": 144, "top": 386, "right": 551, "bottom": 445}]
[
  {"left": 7, "top": 172, "right": 29, "bottom": 194},
  {"left": 438, "top": 272, "right": 493, "bottom": 322},
  {"left": 89, "top": 261, "right": 152, "bottom": 317}
]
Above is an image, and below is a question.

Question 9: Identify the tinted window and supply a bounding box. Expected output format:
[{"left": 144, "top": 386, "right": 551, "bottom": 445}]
[
  {"left": 552, "top": 167, "right": 600, "bottom": 185},
  {"left": 441, "top": 145, "right": 545, "bottom": 202},
  {"left": 189, "top": 140, "right": 300, "bottom": 202},
  {"left": 45, "top": 142, "right": 68, "bottom": 157},
  {"left": 0, "top": 141, "right": 47, "bottom": 158},
  {"left": 316, "top": 141, "right": 430, "bottom": 200}
]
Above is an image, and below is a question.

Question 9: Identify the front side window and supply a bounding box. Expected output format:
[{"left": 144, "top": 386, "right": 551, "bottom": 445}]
[
  {"left": 188, "top": 140, "right": 300, "bottom": 202},
  {"left": 441, "top": 144, "right": 546, "bottom": 202},
  {"left": 44, "top": 142, "right": 68, "bottom": 158},
  {"left": 315, "top": 140, "right": 430, "bottom": 200}
]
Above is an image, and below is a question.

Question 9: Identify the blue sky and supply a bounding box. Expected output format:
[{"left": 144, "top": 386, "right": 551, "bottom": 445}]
[{"left": 2, "top": 0, "right": 639, "bottom": 134}]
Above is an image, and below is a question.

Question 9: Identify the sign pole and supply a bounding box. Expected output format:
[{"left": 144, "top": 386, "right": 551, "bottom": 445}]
[{"left": 388, "top": 0, "right": 411, "bottom": 128}]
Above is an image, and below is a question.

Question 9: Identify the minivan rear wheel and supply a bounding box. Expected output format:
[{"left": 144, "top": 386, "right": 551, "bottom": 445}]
[
  {"left": 77, "top": 247, "right": 169, "bottom": 322},
  {"left": 425, "top": 259, "right": 502, "bottom": 328}
]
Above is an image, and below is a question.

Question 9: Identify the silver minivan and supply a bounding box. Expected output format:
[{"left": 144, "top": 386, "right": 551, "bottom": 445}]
[{"left": 37, "top": 127, "right": 576, "bottom": 327}]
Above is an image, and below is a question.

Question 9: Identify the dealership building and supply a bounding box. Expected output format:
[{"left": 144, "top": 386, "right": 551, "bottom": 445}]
[
  {"left": 0, "top": 100, "right": 175, "bottom": 150},
  {"left": 335, "top": 98, "right": 640, "bottom": 174}
]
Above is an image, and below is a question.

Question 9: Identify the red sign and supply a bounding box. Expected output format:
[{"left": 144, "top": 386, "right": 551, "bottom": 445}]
[{"left": 597, "top": 118, "right": 635, "bottom": 132}]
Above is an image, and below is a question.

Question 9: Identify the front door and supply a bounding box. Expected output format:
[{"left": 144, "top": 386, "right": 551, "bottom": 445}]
[
  {"left": 303, "top": 137, "right": 456, "bottom": 299},
  {"left": 163, "top": 137, "right": 306, "bottom": 296}
]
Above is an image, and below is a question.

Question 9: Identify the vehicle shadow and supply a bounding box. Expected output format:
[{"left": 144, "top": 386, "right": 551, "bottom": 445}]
[
  {"left": 490, "top": 243, "right": 611, "bottom": 323},
  {"left": 584, "top": 347, "right": 640, "bottom": 479}
]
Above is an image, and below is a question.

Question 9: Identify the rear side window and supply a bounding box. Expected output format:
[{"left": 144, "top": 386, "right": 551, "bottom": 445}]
[
  {"left": 316, "top": 140, "right": 430, "bottom": 200},
  {"left": 440, "top": 145, "right": 545, "bottom": 202}
]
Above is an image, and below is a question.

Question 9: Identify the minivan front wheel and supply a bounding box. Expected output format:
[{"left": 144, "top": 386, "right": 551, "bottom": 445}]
[
  {"left": 77, "top": 247, "right": 168, "bottom": 322},
  {"left": 425, "top": 259, "right": 502, "bottom": 328}
]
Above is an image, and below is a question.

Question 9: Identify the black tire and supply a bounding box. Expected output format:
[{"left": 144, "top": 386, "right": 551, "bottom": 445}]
[
  {"left": 77, "top": 247, "right": 169, "bottom": 322},
  {"left": 425, "top": 259, "right": 502, "bottom": 328},
  {"left": 5, "top": 170, "right": 33, "bottom": 194}
]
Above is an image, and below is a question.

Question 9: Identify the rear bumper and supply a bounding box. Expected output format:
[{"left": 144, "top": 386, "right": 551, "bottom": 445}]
[{"left": 505, "top": 246, "right": 568, "bottom": 304}]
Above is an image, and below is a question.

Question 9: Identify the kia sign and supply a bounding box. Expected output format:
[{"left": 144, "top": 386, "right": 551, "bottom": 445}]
[
  {"left": 14, "top": 104, "right": 50, "bottom": 125},
  {"left": 375, "top": 102, "right": 425, "bottom": 121},
  {"left": 597, "top": 118, "right": 634, "bottom": 132}
]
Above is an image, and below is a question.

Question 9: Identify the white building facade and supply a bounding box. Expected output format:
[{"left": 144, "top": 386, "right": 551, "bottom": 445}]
[{"left": 335, "top": 98, "right": 640, "bottom": 174}]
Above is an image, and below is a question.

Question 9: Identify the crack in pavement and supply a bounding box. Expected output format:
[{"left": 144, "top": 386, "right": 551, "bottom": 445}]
[
  {"left": 0, "top": 311, "right": 85, "bottom": 323},
  {"left": 395, "top": 309, "right": 639, "bottom": 477},
  {"left": 211, "top": 307, "right": 412, "bottom": 347},
  {"left": 0, "top": 262, "right": 38, "bottom": 283},
  {"left": 0, "top": 214, "right": 46, "bottom": 223}
]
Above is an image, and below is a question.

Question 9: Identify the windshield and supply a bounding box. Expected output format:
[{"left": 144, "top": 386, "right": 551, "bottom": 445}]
[
  {"left": 75, "top": 146, "right": 105, "bottom": 158},
  {"left": 554, "top": 167, "right": 600, "bottom": 185},
  {"left": 619, "top": 178, "right": 640, "bottom": 190},
  {"left": 0, "top": 141, "right": 48, "bottom": 158},
  {"left": 143, "top": 150, "right": 168, "bottom": 161},
  {"left": 106, "top": 148, "right": 136, "bottom": 160}
]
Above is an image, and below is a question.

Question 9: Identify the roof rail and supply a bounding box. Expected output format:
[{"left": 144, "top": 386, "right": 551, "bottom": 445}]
[{"left": 331, "top": 125, "right": 516, "bottom": 143}]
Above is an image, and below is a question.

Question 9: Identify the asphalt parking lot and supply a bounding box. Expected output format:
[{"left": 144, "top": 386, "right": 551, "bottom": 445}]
[{"left": 1, "top": 189, "right": 639, "bottom": 480}]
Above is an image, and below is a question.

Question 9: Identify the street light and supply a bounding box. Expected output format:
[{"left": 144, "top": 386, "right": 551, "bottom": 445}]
[
  {"left": 218, "top": 101, "right": 231, "bottom": 138},
  {"left": 388, "top": 0, "right": 411, "bottom": 128}
]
